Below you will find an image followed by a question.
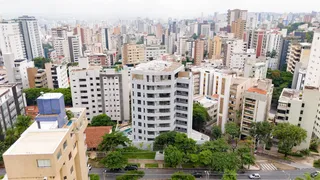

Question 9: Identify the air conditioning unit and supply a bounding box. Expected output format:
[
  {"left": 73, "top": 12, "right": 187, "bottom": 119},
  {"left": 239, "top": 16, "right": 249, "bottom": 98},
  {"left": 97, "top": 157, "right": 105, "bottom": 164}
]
[{"left": 43, "top": 177, "right": 48, "bottom": 180}]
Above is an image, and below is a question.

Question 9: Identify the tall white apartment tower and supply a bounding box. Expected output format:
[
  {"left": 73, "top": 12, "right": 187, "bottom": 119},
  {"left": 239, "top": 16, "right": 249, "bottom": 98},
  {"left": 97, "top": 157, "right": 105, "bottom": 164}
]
[
  {"left": 131, "top": 61, "right": 193, "bottom": 141},
  {"left": 16, "top": 16, "right": 44, "bottom": 60},
  {"left": 68, "top": 35, "right": 83, "bottom": 62},
  {"left": 305, "top": 30, "right": 320, "bottom": 87},
  {"left": 0, "top": 21, "right": 25, "bottom": 59}
]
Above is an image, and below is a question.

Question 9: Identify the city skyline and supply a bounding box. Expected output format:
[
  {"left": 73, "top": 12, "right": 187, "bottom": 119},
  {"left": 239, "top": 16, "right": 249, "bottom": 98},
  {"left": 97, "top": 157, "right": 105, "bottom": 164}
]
[{"left": 0, "top": 0, "right": 318, "bottom": 20}]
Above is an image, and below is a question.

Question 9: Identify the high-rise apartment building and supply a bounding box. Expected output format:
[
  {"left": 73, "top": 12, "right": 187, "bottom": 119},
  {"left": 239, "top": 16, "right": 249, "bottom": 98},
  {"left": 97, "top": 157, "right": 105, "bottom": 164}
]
[
  {"left": 0, "top": 84, "right": 25, "bottom": 138},
  {"left": 0, "top": 21, "right": 25, "bottom": 59},
  {"left": 3, "top": 93, "right": 89, "bottom": 180},
  {"left": 240, "top": 79, "right": 273, "bottom": 136},
  {"left": 3, "top": 53, "right": 34, "bottom": 89},
  {"left": 16, "top": 16, "right": 44, "bottom": 60},
  {"left": 70, "top": 57, "right": 130, "bottom": 122},
  {"left": 224, "top": 39, "right": 248, "bottom": 68},
  {"left": 27, "top": 68, "right": 48, "bottom": 88},
  {"left": 53, "top": 37, "right": 70, "bottom": 59},
  {"left": 278, "top": 36, "right": 300, "bottom": 70},
  {"left": 208, "top": 36, "right": 222, "bottom": 60},
  {"left": 68, "top": 35, "right": 83, "bottom": 62},
  {"left": 51, "top": 27, "right": 68, "bottom": 39},
  {"left": 286, "top": 43, "right": 311, "bottom": 74},
  {"left": 305, "top": 30, "right": 320, "bottom": 87},
  {"left": 73, "top": 25, "right": 85, "bottom": 46},
  {"left": 131, "top": 61, "right": 193, "bottom": 141},
  {"left": 122, "top": 44, "right": 145, "bottom": 65},
  {"left": 45, "top": 62, "right": 69, "bottom": 89},
  {"left": 231, "top": 18, "right": 246, "bottom": 40},
  {"left": 194, "top": 39, "right": 204, "bottom": 66},
  {"left": 227, "top": 9, "right": 248, "bottom": 26},
  {"left": 248, "top": 29, "right": 266, "bottom": 58},
  {"left": 101, "top": 28, "right": 111, "bottom": 51}
]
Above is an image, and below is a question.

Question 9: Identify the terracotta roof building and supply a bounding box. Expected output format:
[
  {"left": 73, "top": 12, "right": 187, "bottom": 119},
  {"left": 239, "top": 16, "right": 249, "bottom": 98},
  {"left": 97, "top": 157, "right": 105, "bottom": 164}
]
[{"left": 85, "top": 126, "right": 113, "bottom": 150}]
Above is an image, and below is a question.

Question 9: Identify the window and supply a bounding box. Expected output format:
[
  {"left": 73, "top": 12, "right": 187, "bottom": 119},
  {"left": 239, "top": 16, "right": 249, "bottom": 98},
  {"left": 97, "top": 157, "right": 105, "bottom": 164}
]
[
  {"left": 63, "top": 141, "right": 67, "bottom": 150},
  {"left": 69, "top": 152, "right": 72, "bottom": 160},
  {"left": 37, "top": 159, "right": 51, "bottom": 167},
  {"left": 70, "top": 166, "right": 74, "bottom": 174},
  {"left": 57, "top": 150, "right": 62, "bottom": 160}
]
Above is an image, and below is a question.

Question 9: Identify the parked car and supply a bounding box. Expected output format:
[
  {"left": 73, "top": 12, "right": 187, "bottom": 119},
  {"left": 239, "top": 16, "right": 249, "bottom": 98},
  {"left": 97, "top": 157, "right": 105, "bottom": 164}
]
[
  {"left": 248, "top": 173, "right": 261, "bottom": 179},
  {"left": 104, "top": 168, "right": 122, "bottom": 173},
  {"left": 124, "top": 165, "right": 138, "bottom": 171},
  {"left": 311, "top": 171, "right": 319, "bottom": 178},
  {"left": 191, "top": 172, "right": 203, "bottom": 178},
  {"left": 87, "top": 164, "right": 92, "bottom": 171}
]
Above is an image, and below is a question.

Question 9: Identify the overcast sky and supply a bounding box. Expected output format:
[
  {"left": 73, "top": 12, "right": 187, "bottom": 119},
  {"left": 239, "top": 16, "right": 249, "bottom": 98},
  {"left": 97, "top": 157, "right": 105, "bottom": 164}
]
[{"left": 0, "top": 0, "right": 317, "bottom": 20}]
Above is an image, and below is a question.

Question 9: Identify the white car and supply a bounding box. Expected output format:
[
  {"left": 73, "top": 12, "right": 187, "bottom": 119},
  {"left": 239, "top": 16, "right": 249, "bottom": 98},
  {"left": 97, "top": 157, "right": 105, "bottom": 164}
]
[
  {"left": 88, "top": 164, "right": 92, "bottom": 171},
  {"left": 248, "top": 173, "right": 261, "bottom": 179}
]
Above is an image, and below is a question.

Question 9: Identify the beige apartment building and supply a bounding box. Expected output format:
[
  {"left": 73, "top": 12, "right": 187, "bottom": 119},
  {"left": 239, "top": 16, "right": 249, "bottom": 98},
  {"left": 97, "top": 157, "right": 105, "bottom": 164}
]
[
  {"left": 286, "top": 43, "right": 311, "bottom": 74},
  {"left": 122, "top": 43, "right": 145, "bottom": 65},
  {"left": 208, "top": 36, "right": 222, "bottom": 60},
  {"left": 194, "top": 39, "right": 204, "bottom": 66},
  {"left": 27, "top": 67, "right": 48, "bottom": 88},
  {"left": 3, "top": 93, "right": 89, "bottom": 180},
  {"left": 231, "top": 18, "right": 246, "bottom": 40}
]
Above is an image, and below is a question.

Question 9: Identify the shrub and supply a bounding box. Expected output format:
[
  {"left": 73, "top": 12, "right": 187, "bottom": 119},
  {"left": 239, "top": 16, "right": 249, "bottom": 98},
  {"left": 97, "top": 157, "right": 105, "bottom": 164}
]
[
  {"left": 278, "top": 149, "right": 303, "bottom": 157},
  {"left": 314, "top": 159, "right": 320, "bottom": 168},
  {"left": 300, "top": 149, "right": 310, "bottom": 156}
]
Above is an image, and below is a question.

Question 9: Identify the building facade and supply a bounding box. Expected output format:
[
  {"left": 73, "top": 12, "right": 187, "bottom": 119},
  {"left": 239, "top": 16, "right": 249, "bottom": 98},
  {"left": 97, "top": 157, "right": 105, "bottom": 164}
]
[
  {"left": 305, "top": 30, "right": 320, "bottom": 87},
  {"left": 122, "top": 44, "right": 145, "bottom": 65}
]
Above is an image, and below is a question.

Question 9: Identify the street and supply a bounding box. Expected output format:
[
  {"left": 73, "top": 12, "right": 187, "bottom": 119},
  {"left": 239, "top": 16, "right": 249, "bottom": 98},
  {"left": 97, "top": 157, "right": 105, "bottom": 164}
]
[{"left": 90, "top": 168, "right": 318, "bottom": 180}]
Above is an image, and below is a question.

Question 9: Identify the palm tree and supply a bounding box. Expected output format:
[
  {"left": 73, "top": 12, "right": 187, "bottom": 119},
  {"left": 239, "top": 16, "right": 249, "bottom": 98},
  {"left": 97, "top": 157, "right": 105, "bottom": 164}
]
[
  {"left": 5, "top": 128, "right": 18, "bottom": 146},
  {"left": 15, "top": 115, "right": 32, "bottom": 136},
  {"left": 66, "top": 110, "right": 74, "bottom": 120}
]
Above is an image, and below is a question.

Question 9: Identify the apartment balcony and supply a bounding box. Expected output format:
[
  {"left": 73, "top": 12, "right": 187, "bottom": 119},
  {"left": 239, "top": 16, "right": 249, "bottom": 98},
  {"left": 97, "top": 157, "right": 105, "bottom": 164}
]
[
  {"left": 245, "top": 101, "right": 255, "bottom": 106},
  {"left": 176, "top": 99, "right": 188, "bottom": 105},
  {"left": 176, "top": 92, "right": 189, "bottom": 97},
  {"left": 176, "top": 107, "right": 188, "bottom": 112}
]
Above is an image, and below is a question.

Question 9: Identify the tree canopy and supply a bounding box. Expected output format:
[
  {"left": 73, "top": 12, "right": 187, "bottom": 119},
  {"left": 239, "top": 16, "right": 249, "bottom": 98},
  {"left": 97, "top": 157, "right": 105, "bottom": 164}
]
[
  {"left": 222, "top": 169, "right": 237, "bottom": 180},
  {"left": 99, "top": 131, "right": 131, "bottom": 152},
  {"left": 116, "top": 170, "right": 145, "bottom": 180},
  {"left": 225, "top": 122, "right": 240, "bottom": 139},
  {"left": 267, "top": 69, "right": 293, "bottom": 105},
  {"left": 15, "top": 115, "right": 32, "bottom": 136},
  {"left": 211, "top": 125, "right": 222, "bottom": 140},
  {"left": 66, "top": 110, "right": 74, "bottom": 120},
  {"left": 164, "top": 145, "right": 183, "bottom": 167},
  {"left": 89, "top": 174, "right": 100, "bottom": 180},
  {"left": 101, "top": 151, "right": 128, "bottom": 169},
  {"left": 91, "top": 114, "right": 116, "bottom": 127},
  {"left": 273, "top": 123, "right": 307, "bottom": 157},
  {"left": 192, "top": 103, "right": 210, "bottom": 132},
  {"left": 153, "top": 131, "right": 178, "bottom": 150},
  {"left": 250, "top": 121, "right": 274, "bottom": 149},
  {"left": 33, "top": 57, "right": 51, "bottom": 69},
  {"left": 23, "top": 88, "right": 72, "bottom": 106}
]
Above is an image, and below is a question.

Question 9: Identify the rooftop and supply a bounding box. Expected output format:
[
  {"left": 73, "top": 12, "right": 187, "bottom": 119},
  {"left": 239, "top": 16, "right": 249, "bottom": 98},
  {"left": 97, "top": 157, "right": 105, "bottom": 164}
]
[
  {"left": 37, "top": 93, "right": 63, "bottom": 100},
  {"left": 85, "top": 126, "right": 113, "bottom": 149},
  {"left": 4, "top": 128, "right": 68, "bottom": 155},
  {"left": 134, "top": 60, "right": 182, "bottom": 72},
  {"left": 194, "top": 96, "right": 218, "bottom": 108},
  {"left": 247, "top": 87, "right": 267, "bottom": 95},
  {"left": 279, "top": 88, "right": 301, "bottom": 102}
]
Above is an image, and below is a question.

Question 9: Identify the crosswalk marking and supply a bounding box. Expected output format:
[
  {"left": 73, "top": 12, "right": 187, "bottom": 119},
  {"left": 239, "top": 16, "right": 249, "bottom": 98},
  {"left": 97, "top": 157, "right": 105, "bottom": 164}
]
[{"left": 259, "top": 163, "right": 277, "bottom": 171}]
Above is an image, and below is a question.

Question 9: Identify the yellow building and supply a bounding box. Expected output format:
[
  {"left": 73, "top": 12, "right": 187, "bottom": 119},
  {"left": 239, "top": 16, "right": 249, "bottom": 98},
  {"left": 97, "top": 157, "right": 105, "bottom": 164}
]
[
  {"left": 194, "top": 39, "right": 204, "bottom": 66},
  {"left": 27, "top": 67, "right": 48, "bottom": 88},
  {"left": 286, "top": 43, "right": 311, "bottom": 74},
  {"left": 208, "top": 36, "right": 222, "bottom": 60},
  {"left": 122, "top": 43, "right": 145, "bottom": 65},
  {"left": 3, "top": 93, "right": 89, "bottom": 180},
  {"left": 231, "top": 18, "right": 246, "bottom": 40}
]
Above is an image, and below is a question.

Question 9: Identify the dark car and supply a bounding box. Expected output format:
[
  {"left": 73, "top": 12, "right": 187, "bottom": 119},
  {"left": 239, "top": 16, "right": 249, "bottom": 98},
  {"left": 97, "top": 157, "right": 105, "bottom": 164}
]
[
  {"left": 104, "top": 168, "right": 122, "bottom": 173},
  {"left": 191, "top": 172, "right": 203, "bottom": 178},
  {"left": 124, "top": 165, "right": 138, "bottom": 171},
  {"left": 311, "top": 172, "right": 319, "bottom": 178}
]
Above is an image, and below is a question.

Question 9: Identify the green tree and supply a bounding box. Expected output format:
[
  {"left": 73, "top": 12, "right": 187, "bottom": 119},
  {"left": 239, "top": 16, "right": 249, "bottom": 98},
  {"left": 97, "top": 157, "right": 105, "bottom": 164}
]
[
  {"left": 174, "top": 133, "right": 197, "bottom": 154},
  {"left": 91, "top": 114, "right": 116, "bottom": 127},
  {"left": 200, "top": 138, "right": 230, "bottom": 152},
  {"left": 4, "top": 128, "right": 18, "bottom": 146},
  {"left": 211, "top": 125, "right": 222, "bottom": 139},
  {"left": 273, "top": 123, "right": 307, "bottom": 157},
  {"left": 15, "top": 115, "right": 32, "bottom": 136},
  {"left": 225, "top": 122, "right": 240, "bottom": 139},
  {"left": 51, "top": 88, "right": 72, "bottom": 106},
  {"left": 199, "top": 150, "right": 213, "bottom": 166},
  {"left": 210, "top": 152, "right": 240, "bottom": 172},
  {"left": 98, "top": 131, "right": 131, "bottom": 152},
  {"left": 192, "top": 103, "right": 210, "bottom": 132},
  {"left": 23, "top": 88, "right": 51, "bottom": 105},
  {"left": 101, "top": 151, "right": 127, "bottom": 170},
  {"left": 222, "top": 169, "right": 237, "bottom": 180},
  {"left": 237, "top": 144, "right": 255, "bottom": 169},
  {"left": 188, "top": 154, "right": 199, "bottom": 166},
  {"left": 89, "top": 174, "right": 100, "bottom": 180},
  {"left": 171, "top": 172, "right": 195, "bottom": 180},
  {"left": 295, "top": 172, "right": 320, "bottom": 180},
  {"left": 309, "top": 138, "right": 319, "bottom": 152},
  {"left": 154, "top": 131, "right": 178, "bottom": 151},
  {"left": 191, "top": 33, "right": 198, "bottom": 40},
  {"left": 66, "top": 110, "right": 74, "bottom": 120},
  {"left": 164, "top": 145, "right": 183, "bottom": 167},
  {"left": 0, "top": 141, "right": 8, "bottom": 162},
  {"left": 33, "top": 57, "right": 51, "bottom": 69},
  {"left": 116, "top": 170, "right": 145, "bottom": 180},
  {"left": 306, "top": 31, "right": 314, "bottom": 43},
  {"left": 250, "top": 121, "right": 274, "bottom": 149}
]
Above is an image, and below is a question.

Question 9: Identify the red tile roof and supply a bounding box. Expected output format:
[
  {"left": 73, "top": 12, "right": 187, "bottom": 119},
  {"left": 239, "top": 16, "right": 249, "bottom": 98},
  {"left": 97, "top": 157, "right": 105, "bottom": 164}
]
[
  {"left": 85, "top": 126, "right": 113, "bottom": 149},
  {"left": 247, "top": 87, "right": 267, "bottom": 95}
]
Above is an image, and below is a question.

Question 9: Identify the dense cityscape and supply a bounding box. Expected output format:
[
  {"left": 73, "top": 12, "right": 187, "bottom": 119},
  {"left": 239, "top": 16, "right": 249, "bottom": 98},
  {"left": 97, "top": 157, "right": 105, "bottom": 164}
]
[{"left": 0, "top": 3, "right": 320, "bottom": 180}]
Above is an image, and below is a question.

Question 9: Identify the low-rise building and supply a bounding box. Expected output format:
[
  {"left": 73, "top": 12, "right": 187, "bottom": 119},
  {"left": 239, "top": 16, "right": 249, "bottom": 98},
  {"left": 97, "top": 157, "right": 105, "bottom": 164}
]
[
  {"left": 145, "top": 45, "right": 166, "bottom": 61},
  {"left": 194, "top": 96, "right": 218, "bottom": 124},
  {"left": 3, "top": 93, "right": 89, "bottom": 180},
  {"left": 244, "top": 57, "right": 268, "bottom": 79},
  {"left": 27, "top": 68, "right": 48, "bottom": 88}
]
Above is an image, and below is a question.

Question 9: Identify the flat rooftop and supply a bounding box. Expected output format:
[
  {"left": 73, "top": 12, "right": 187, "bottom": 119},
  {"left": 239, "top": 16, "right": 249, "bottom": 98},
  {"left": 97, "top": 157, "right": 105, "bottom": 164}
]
[
  {"left": 134, "top": 60, "right": 182, "bottom": 72},
  {"left": 232, "top": 77, "right": 250, "bottom": 86},
  {"left": 194, "top": 96, "right": 218, "bottom": 108},
  {"left": 37, "top": 93, "right": 63, "bottom": 100},
  {"left": 247, "top": 87, "right": 267, "bottom": 95},
  {"left": 4, "top": 128, "right": 68, "bottom": 155},
  {"left": 279, "top": 88, "right": 301, "bottom": 101}
]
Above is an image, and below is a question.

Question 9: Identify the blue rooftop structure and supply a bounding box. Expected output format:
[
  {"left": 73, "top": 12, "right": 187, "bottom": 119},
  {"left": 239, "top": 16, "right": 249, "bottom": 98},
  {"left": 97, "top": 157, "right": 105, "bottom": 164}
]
[{"left": 35, "top": 93, "right": 67, "bottom": 128}]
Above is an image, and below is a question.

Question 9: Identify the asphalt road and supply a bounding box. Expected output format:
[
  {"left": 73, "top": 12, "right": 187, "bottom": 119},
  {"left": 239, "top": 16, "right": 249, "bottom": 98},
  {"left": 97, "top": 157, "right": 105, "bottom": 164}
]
[{"left": 90, "top": 168, "right": 318, "bottom": 180}]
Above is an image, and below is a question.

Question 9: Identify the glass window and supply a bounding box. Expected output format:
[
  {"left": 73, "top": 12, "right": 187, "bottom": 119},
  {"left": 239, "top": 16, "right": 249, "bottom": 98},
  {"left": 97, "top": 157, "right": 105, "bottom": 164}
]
[
  {"left": 63, "top": 141, "right": 67, "bottom": 150},
  {"left": 37, "top": 159, "right": 51, "bottom": 167}
]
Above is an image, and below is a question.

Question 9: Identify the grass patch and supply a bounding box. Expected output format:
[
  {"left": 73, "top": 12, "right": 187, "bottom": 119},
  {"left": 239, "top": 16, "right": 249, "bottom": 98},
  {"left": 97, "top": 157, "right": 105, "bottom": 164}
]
[
  {"left": 181, "top": 164, "right": 194, "bottom": 168},
  {"left": 145, "top": 163, "right": 159, "bottom": 168},
  {"left": 122, "top": 152, "right": 156, "bottom": 159}
]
